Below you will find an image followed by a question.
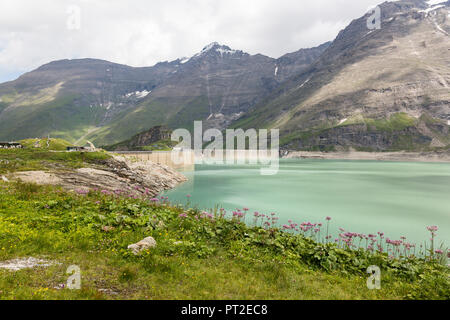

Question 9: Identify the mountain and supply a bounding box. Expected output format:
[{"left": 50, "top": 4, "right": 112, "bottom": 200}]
[
  {"left": 0, "top": 58, "right": 178, "bottom": 143},
  {"left": 85, "top": 42, "right": 329, "bottom": 144},
  {"left": 0, "top": 42, "right": 329, "bottom": 145},
  {"left": 234, "top": 0, "right": 450, "bottom": 151},
  {"left": 2, "top": 0, "right": 448, "bottom": 152}
]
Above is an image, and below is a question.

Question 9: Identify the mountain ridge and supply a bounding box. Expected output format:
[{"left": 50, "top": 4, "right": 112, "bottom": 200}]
[
  {"left": 0, "top": 41, "right": 330, "bottom": 145},
  {"left": 233, "top": 0, "right": 450, "bottom": 151},
  {"left": 1, "top": 0, "right": 449, "bottom": 151}
]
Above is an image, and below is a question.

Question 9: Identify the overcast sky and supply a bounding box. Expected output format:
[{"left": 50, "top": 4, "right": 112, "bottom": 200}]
[{"left": 0, "top": 0, "right": 387, "bottom": 83}]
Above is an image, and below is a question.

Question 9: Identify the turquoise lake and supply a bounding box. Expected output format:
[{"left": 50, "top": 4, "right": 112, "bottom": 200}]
[{"left": 164, "top": 160, "right": 450, "bottom": 247}]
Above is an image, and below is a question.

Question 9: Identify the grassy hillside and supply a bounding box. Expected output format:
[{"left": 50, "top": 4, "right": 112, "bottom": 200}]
[
  {"left": 0, "top": 138, "right": 110, "bottom": 175},
  {"left": 104, "top": 139, "right": 178, "bottom": 152},
  {"left": 0, "top": 95, "right": 108, "bottom": 143},
  {"left": 276, "top": 113, "right": 450, "bottom": 152},
  {"left": 0, "top": 147, "right": 448, "bottom": 299},
  {"left": 0, "top": 148, "right": 111, "bottom": 175},
  {"left": 19, "top": 138, "right": 74, "bottom": 151},
  {"left": 87, "top": 96, "right": 213, "bottom": 146},
  {"left": 0, "top": 181, "right": 448, "bottom": 299},
  {"left": 140, "top": 140, "right": 178, "bottom": 151}
]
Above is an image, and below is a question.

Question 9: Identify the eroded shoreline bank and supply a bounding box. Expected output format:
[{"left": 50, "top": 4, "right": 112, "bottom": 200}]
[{"left": 9, "top": 155, "right": 187, "bottom": 197}]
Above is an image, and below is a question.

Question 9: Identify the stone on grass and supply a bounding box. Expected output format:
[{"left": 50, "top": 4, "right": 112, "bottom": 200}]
[{"left": 128, "top": 237, "right": 157, "bottom": 255}]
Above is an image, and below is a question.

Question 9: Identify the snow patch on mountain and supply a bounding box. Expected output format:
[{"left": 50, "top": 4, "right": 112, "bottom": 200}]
[
  {"left": 190, "top": 42, "right": 244, "bottom": 60},
  {"left": 216, "top": 47, "right": 238, "bottom": 56},
  {"left": 426, "top": 0, "right": 447, "bottom": 6},
  {"left": 297, "top": 77, "right": 311, "bottom": 89},
  {"left": 420, "top": 4, "right": 445, "bottom": 14},
  {"left": 125, "top": 90, "right": 151, "bottom": 99},
  {"left": 338, "top": 118, "right": 348, "bottom": 125},
  {"left": 202, "top": 42, "right": 219, "bottom": 52}
]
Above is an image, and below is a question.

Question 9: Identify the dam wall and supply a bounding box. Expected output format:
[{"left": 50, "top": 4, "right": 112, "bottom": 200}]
[
  {"left": 115, "top": 151, "right": 195, "bottom": 171},
  {"left": 116, "top": 150, "right": 278, "bottom": 171}
]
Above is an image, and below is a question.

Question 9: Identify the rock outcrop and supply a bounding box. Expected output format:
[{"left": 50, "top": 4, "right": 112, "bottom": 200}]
[
  {"left": 13, "top": 155, "right": 187, "bottom": 197},
  {"left": 127, "top": 237, "right": 157, "bottom": 255},
  {"left": 104, "top": 126, "right": 172, "bottom": 151}
]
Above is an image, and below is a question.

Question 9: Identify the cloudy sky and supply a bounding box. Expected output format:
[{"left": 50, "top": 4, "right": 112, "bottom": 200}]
[{"left": 0, "top": 0, "right": 386, "bottom": 83}]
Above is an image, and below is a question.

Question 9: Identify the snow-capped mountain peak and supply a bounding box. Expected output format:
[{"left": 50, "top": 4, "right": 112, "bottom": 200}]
[
  {"left": 201, "top": 42, "right": 221, "bottom": 52},
  {"left": 188, "top": 42, "right": 248, "bottom": 61}
]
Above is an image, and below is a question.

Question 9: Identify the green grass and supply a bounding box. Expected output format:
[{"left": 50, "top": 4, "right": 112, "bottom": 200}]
[
  {"left": 0, "top": 148, "right": 111, "bottom": 174},
  {"left": 19, "top": 138, "right": 74, "bottom": 151},
  {"left": 104, "top": 138, "right": 178, "bottom": 152},
  {"left": 140, "top": 140, "right": 179, "bottom": 151},
  {"left": 88, "top": 96, "right": 214, "bottom": 146},
  {"left": 365, "top": 113, "right": 417, "bottom": 132},
  {"left": 277, "top": 112, "right": 447, "bottom": 152},
  {"left": 0, "top": 102, "right": 8, "bottom": 114},
  {"left": 333, "top": 113, "right": 417, "bottom": 132},
  {"left": 0, "top": 90, "right": 18, "bottom": 104},
  {"left": 0, "top": 181, "right": 447, "bottom": 300},
  {"left": 0, "top": 95, "right": 107, "bottom": 143}
]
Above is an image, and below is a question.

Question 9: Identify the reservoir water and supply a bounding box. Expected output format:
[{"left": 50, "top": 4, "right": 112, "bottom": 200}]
[{"left": 164, "top": 159, "right": 450, "bottom": 247}]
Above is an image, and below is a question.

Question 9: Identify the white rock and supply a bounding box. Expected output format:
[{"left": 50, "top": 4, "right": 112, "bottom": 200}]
[{"left": 128, "top": 237, "right": 157, "bottom": 255}]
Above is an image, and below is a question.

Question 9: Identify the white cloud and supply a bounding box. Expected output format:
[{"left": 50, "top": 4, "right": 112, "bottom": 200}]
[{"left": 0, "top": 0, "right": 385, "bottom": 82}]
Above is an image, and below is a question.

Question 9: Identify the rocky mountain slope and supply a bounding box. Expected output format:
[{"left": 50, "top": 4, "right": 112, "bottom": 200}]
[
  {"left": 0, "top": 42, "right": 328, "bottom": 145},
  {"left": 235, "top": 0, "right": 450, "bottom": 151},
  {"left": 103, "top": 125, "right": 174, "bottom": 151},
  {"left": 0, "top": 59, "right": 177, "bottom": 143},
  {"left": 1, "top": 0, "right": 448, "bottom": 152}
]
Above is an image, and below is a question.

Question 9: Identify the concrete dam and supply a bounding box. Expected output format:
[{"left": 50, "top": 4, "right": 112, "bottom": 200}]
[{"left": 116, "top": 150, "right": 278, "bottom": 171}]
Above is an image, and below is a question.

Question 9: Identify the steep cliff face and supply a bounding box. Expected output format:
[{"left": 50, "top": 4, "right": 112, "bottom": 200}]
[
  {"left": 235, "top": 0, "right": 450, "bottom": 151},
  {"left": 275, "top": 42, "right": 332, "bottom": 82}
]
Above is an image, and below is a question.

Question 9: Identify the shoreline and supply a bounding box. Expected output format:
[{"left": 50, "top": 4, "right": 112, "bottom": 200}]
[
  {"left": 5, "top": 153, "right": 187, "bottom": 197},
  {"left": 282, "top": 151, "right": 450, "bottom": 163}
]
